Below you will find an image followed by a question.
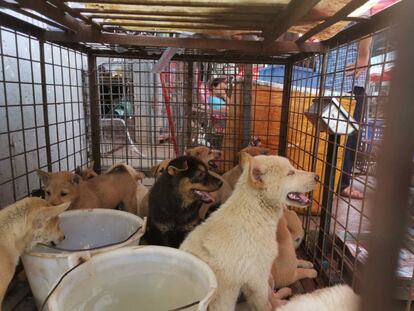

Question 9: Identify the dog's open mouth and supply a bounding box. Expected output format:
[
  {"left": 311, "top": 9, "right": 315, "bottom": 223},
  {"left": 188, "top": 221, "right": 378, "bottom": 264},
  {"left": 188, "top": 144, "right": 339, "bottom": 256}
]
[
  {"left": 192, "top": 189, "right": 215, "bottom": 203},
  {"left": 287, "top": 192, "right": 311, "bottom": 206},
  {"left": 208, "top": 160, "right": 218, "bottom": 170}
]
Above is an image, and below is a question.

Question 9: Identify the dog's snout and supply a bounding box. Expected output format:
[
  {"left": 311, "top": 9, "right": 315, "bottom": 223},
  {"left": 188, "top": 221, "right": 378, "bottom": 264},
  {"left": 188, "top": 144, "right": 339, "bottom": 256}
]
[
  {"left": 217, "top": 180, "right": 223, "bottom": 188},
  {"left": 314, "top": 175, "right": 320, "bottom": 182}
]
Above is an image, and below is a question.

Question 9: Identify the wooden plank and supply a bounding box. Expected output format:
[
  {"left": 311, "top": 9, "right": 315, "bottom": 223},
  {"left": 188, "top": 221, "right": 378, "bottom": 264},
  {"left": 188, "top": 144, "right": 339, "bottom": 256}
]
[
  {"left": 263, "top": 0, "right": 321, "bottom": 48},
  {"left": 324, "top": 0, "right": 402, "bottom": 48},
  {"left": 296, "top": 0, "right": 370, "bottom": 43},
  {"left": 66, "top": 0, "right": 290, "bottom": 8},
  {"left": 86, "top": 13, "right": 270, "bottom": 23},
  {"left": 73, "top": 5, "right": 281, "bottom": 16},
  {"left": 45, "top": 31, "right": 326, "bottom": 55},
  {"left": 99, "top": 20, "right": 264, "bottom": 30}
]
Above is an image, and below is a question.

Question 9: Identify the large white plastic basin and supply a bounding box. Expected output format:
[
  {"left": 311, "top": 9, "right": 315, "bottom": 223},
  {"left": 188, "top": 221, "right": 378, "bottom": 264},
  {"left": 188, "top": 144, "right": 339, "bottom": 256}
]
[
  {"left": 47, "top": 246, "right": 217, "bottom": 311},
  {"left": 22, "top": 209, "right": 146, "bottom": 309}
]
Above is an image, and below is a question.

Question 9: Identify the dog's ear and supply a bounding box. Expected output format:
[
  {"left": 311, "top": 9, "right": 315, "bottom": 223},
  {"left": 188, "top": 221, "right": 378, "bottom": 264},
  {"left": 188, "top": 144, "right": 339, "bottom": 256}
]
[
  {"left": 75, "top": 166, "right": 82, "bottom": 175},
  {"left": 185, "top": 148, "right": 199, "bottom": 157},
  {"left": 136, "top": 171, "right": 145, "bottom": 181},
  {"left": 240, "top": 152, "right": 251, "bottom": 170},
  {"left": 30, "top": 202, "right": 70, "bottom": 229},
  {"left": 167, "top": 160, "right": 188, "bottom": 176},
  {"left": 71, "top": 174, "right": 82, "bottom": 185},
  {"left": 248, "top": 157, "right": 265, "bottom": 188},
  {"left": 36, "top": 169, "right": 50, "bottom": 186}
]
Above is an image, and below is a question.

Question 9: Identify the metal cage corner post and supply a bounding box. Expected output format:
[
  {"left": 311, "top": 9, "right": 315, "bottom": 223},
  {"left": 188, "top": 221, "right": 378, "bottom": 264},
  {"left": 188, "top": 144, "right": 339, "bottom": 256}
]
[{"left": 88, "top": 53, "right": 101, "bottom": 173}]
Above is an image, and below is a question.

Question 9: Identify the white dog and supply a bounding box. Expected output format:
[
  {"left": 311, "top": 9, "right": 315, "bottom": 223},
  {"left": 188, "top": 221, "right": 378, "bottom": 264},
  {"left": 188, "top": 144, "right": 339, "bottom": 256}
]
[
  {"left": 180, "top": 153, "right": 318, "bottom": 311},
  {"left": 277, "top": 285, "right": 359, "bottom": 311}
]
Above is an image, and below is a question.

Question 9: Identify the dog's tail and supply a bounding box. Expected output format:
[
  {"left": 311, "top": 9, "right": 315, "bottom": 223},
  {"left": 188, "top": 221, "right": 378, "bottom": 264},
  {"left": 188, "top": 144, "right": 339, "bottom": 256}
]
[{"left": 105, "top": 163, "right": 145, "bottom": 181}]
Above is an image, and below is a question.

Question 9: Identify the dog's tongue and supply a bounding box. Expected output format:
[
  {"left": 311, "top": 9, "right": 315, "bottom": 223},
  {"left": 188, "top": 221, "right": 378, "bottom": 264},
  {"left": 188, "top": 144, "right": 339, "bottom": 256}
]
[
  {"left": 194, "top": 190, "right": 215, "bottom": 203},
  {"left": 288, "top": 192, "right": 310, "bottom": 205}
]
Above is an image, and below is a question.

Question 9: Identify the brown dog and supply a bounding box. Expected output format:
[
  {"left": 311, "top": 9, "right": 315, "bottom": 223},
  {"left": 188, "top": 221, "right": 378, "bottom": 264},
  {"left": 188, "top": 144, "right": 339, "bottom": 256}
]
[
  {"left": 37, "top": 163, "right": 138, "bottom": 213},
  {"left": 140, "top": 146, "right": 229, "bottom": 219},
  {"left": 272, "top": 209, "right": 317, "bottom": 288},
  {"left": 0, "top": 198, "right": 69, "bottom": 305},
  {"left": 222, "top": 146, "right": 271, "bottom": 190}
]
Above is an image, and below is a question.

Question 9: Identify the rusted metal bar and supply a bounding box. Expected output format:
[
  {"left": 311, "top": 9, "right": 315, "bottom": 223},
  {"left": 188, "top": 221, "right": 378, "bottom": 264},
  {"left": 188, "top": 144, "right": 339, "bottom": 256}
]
[
  {"left": 296, "top": 0, "right": 370, "bottom": 43},
  {"left": 359, "top": 0, "right": 414, "bottom": 310},
  {"left": 0, "top": 0, "right": 71, "bottom": 31},
  {"left": 87, "top": 53, "right": 102, "bottom": 172},
  {"left": 39, "top": 41, "right": 52, "bottom": 172},
  {"left": 185, "top": 62, "right": 194, "bottom": 147},
  {"left": 242, "top": 64, "right": 252, "bottom": 147},
  {"left": 262, "top": 0, "right": 321, "bottom": 48},
  {"left": 91, "top": 49, "right": 289, "bottom": 64},
  {"left": 45, "top": 31, "right": 326, "bottom": 55},
  {"left": 0, "top": 11, "right": 44, "bottom": 37},
  {"left": 17, "top": 0, "right": 92, "bottom": 33},
  {"left": 278, "top": 63, "right": 292, "bottom": 156}
]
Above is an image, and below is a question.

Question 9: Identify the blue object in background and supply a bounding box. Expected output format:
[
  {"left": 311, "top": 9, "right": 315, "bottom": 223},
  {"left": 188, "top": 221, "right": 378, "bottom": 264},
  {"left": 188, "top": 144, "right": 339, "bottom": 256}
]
[{"left": 258, "top": 65, "right": 321, "bottom": 90}]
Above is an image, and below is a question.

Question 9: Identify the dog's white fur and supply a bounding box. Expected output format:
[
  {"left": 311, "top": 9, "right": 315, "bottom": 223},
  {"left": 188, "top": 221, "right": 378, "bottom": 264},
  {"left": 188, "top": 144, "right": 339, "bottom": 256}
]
[
  {"left": 180, "top": 154, "right": 317, "bottom": 311},
  {"left": 277, "top": 285, "right": 359, "bottom": 311}
]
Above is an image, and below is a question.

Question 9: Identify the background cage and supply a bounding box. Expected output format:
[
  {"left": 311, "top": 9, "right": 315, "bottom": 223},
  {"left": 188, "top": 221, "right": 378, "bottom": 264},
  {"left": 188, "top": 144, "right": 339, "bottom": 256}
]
[{"left": 0, "top": 1, "right": 413, "bottom": 310}]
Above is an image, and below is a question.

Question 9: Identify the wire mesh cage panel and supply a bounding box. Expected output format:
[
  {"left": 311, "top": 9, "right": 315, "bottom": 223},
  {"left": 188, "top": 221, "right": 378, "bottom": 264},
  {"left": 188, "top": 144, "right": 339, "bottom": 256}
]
[
  {"left": 93, "top": 57, "right": 286, "bottom": 173},
  {"left": 285, "top": 28, "right": 414, "bottom": 306},
  {"left": 0, "top": 27, "right": 90, "bottom": 208}
]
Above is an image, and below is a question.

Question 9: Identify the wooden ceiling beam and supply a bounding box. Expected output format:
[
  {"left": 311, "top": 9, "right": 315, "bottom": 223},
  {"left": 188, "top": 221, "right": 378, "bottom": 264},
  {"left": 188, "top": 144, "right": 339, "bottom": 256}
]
[
  {"left": 324, "top": 0, "right": 402, "bottom": 48},
  {"left": 99, "top": 20, "right": 264, "bottom": 30},
  {"left": 17, "top": 0, "right": 92, "bottom": 33},
  {"left": 72, "top": 5, "right": 280, "bottom": 16},
  {"left": 65, "top": 0, "right": 289, "bottom": 8},
  {"left": 296, "top": 0, "right": 370, "bottom": 43},
  {"left": 262, "top": 0, "right": 321, "bottom": 48},
  {"left": 47, "top": 0, "right": 101, "bottom": 30},
  {"left": 44, "top": 30, "right": 326, "bottom": 55},
  {"left": 85, "top": 13, "right": 271, "bottom": 24}
]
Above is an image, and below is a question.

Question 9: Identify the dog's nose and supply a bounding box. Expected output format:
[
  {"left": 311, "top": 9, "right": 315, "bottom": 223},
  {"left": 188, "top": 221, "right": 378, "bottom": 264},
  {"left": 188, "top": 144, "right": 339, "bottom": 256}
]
[
  {"left": 218, "top": 180, "right": 223, "bottom": 188},
  {"left": 314, "top": 175, "right": 320, "bottom": 182}
]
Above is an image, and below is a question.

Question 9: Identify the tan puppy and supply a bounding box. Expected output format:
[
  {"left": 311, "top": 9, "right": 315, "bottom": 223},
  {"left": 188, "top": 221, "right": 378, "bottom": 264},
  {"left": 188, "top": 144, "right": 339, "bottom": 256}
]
[
  {"left": 0, "top": 198, "right": 69, "bottom": 306},
  {"left": 222, "top": 146, "right": 271, "bottom": 190},
  {"left": 277, "top": 285, "right": 359, "bottom": 311},
  {"left": 180, "top": 154, "right": 318, "bottom": 311},
  {"left": 284, "top": 208, "right": 304, "bottom": 249},
  {"left": 272, "top": 210, "right": 317, "bottom": 288},
  {"left": 37, "top": 163, "right": 138, "bottom": 213},
  {"left": 151, "top": 146, "right": 222, "bottom": 178},
  {"left": 75, "top": 161, "right": 97, "bottom": 180}
]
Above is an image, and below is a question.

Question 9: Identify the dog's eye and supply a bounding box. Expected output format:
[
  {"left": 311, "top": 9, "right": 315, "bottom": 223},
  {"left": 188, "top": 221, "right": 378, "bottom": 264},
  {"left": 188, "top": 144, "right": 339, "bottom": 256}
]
[
  {"left": 287, "top": 170, "right": 295, "bottom": 176},
  {"left": 60, "top": 192, "right": 68, "bottom": 197},
  {"left": 194, "top": 171, "right": 205, "bottom": 179}
]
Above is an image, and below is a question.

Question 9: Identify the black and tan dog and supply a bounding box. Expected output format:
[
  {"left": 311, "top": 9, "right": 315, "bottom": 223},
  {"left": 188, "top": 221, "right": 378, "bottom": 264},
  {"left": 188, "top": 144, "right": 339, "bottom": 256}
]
[{"left": 144, "top": 155, "right": 222, "bottom": 248}]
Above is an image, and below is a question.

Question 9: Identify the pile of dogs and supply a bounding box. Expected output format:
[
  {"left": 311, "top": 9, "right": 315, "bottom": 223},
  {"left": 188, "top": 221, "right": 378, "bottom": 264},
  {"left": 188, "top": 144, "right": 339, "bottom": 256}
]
[{"left": 0, "top": 146, "right": 359, "bottom": 310}]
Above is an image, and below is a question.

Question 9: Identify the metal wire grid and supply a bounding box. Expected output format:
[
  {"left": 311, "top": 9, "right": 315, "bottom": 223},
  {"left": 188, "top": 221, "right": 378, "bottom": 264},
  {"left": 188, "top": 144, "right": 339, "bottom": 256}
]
[
  {"left": 285, "top": 28, "right": 414, "bottom": 302},
  {"left": 0, "top": 27, "right": 90, "bottom": 208},
  {"left": 93, "top": 58, "right": 285, "bottom": 173}
]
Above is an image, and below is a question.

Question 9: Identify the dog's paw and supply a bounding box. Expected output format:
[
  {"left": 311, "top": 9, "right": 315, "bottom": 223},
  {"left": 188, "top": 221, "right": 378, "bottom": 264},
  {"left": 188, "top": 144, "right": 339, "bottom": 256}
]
[
  {"left": 297, "top": 259, "right": 314, "bottom": 269},
  {"left": 307, "top": 268, "right": 318, "bottom": 279}
]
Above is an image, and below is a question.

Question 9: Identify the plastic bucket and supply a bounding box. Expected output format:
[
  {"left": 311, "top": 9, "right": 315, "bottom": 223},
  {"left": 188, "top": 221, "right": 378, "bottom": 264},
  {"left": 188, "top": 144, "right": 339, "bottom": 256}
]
[
  {"left": 22, "top": 209, "right": 146, "bottom": 309},
  {"left": 47, "top": 246, "right": 217, "bottom": 311}
]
